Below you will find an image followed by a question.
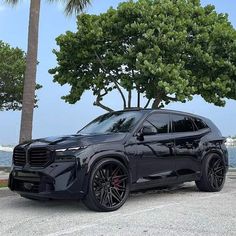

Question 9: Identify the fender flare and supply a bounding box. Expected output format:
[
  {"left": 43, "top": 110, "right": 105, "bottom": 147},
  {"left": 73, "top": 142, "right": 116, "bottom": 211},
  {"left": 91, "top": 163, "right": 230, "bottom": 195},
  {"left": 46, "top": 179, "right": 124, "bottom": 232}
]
[
  {"left": 86, "top": 150, "right": 130, "bottom": 174},
  {"left": 201, "top": 148, "right": 225, "bottom": 164}
]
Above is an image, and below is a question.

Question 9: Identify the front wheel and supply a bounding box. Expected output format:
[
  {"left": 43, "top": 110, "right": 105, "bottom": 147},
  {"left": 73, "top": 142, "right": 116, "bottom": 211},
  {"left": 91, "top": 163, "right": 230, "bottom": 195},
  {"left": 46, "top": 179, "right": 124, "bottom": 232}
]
[
  {"left": 196, "top": 153, "right": 226, "bottom": 192},
  {"left": 82, "top": 158, "right": 130, "bottom": 212}
]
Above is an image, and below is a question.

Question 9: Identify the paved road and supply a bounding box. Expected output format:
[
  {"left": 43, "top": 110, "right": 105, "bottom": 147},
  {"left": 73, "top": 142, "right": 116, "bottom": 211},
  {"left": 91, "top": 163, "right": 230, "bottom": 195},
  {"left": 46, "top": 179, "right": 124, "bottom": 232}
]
[{"left": 0, "top": 178, "right": 236, "bottom": 236}]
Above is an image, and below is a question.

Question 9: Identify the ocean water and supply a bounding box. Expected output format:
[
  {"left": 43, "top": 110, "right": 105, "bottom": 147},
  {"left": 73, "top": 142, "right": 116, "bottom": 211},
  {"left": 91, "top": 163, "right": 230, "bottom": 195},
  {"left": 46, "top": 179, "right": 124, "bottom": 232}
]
[
  {"left": 0, "top": 151, "right": 13, "bottom": 166},
  {"left": 228, "top": 147, "right": 236, "bottom": 167},
  {"left": 0, "top": 147, "right": 236, "bottom": 167}
]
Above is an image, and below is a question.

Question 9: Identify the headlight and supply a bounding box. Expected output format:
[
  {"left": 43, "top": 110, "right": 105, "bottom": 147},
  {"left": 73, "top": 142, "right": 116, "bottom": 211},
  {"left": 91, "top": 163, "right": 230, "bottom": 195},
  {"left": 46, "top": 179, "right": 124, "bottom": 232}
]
[
  {"left": 55, "top": 146, "right": 88, "bottom": 162},
  {"left": 55, "top": 146, "right": 87, "bottom": 152}
]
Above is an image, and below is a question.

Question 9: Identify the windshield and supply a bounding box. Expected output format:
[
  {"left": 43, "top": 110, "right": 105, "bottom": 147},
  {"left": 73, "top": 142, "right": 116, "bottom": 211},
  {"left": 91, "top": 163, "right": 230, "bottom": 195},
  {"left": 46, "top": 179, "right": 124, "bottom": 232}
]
[{"left": 78, "top": 111, "right": 143, "bottom": 135}]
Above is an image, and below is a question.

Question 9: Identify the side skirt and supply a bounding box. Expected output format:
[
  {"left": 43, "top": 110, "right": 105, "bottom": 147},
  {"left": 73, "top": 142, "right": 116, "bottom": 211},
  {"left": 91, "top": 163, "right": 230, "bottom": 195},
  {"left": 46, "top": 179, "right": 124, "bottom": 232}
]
[{"left": 131, "top": 173, "right": 199, "bottom": 192}]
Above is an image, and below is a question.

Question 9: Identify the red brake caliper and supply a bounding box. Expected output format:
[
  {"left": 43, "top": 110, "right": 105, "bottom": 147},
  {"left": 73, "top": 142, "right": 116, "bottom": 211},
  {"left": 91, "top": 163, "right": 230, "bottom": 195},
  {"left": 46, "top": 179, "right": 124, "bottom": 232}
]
[{"left": 113, "top": 176, "right": 121, "bottom": 189}]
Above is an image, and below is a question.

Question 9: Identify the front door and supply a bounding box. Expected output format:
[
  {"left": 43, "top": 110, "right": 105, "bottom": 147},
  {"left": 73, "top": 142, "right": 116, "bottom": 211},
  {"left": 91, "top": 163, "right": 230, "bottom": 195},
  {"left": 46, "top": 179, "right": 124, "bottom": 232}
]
[{"left": 126, "top": 113, "right": 176, "bottom": 187}]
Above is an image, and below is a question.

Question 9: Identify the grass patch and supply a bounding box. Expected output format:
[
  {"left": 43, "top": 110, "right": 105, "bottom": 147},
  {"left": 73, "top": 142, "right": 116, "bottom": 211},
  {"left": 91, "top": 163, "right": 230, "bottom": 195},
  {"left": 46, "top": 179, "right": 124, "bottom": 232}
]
[{"left": 0, "top": 180, "right": 8, "bottom": 188}]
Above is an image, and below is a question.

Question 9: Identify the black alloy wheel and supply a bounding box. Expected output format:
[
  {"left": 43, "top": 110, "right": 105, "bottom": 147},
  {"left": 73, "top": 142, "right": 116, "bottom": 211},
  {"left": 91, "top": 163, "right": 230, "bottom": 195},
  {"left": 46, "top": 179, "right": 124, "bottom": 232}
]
[
  {"left": 196, "top": 153, "right": 226, "bottom": 192},
  {"left": 207, "top": 156, "right": 225, "bottom": 189},
  {"left": 82, "top": 158, "right": 130, "bottom": 212}
]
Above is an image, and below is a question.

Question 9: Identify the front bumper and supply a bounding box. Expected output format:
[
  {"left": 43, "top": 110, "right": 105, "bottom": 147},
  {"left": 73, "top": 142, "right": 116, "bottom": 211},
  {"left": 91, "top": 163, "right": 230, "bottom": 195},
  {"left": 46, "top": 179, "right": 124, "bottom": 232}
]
[{"left": 8, "top": 161, "right": 88, "bottom": 200}]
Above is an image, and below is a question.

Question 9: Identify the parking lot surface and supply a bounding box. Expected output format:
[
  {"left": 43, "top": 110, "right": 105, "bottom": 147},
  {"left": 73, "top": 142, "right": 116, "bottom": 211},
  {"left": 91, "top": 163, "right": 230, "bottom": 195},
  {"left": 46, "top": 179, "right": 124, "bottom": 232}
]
[{"left": 0, "top": 178, "right": 236, "bottom": 236}]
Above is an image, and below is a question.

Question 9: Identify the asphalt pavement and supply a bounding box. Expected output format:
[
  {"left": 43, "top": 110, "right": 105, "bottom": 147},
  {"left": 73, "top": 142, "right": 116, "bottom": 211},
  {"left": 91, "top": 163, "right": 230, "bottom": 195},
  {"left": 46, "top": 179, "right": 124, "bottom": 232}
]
[{"left": 0, "top": 177, "right": 236, "bottom": 236}]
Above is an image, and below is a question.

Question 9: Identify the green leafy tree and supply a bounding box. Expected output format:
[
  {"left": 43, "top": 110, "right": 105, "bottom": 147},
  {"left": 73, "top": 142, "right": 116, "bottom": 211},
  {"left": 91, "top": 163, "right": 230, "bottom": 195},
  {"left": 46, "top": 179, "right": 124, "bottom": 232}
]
[
  {"left": 0, "top": 40, "right": 41, "bottom": 111},
  {"left": 4, "top": 0, "right": 91, "bottom": 143},
  {"left": 50, "top": 0, "right": 236, "bottom": 111}
]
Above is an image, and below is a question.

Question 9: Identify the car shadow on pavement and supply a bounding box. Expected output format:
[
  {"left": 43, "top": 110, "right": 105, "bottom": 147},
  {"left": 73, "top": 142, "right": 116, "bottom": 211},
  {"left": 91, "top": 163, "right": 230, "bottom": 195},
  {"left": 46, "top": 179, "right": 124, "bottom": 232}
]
[
  {"left": 7, "top": 182, "right": 200, "bottom": 213},
  {"left": 9, "top": 197, "right": 89, "bottom": 213},
  {"left": 131, "top": 182, "right": 198, "bottom": 197}
]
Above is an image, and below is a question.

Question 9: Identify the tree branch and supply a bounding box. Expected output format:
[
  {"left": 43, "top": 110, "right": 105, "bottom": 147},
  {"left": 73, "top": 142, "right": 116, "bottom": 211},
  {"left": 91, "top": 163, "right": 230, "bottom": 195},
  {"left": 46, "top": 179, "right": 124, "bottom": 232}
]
[
  {"left": 128, "top": 90, "right": 132, "bottom": 108},
  {"left": 144, "top": 98, "right": 151, "bottom": 108},
  {"left": 152, "top": 98, "right": 162, "bottom": 109},
  {"left": 93, "top": 89, "right": 114, "bottom": 112},
  {"left": 94, "top": 51, "right": 127, "bottom": 109},
  {"left": 152, "top": 90, "right": 165, "bottom": 109},
  {"left": 137, "top": 87, "right": 140, "bottom": 108},
  {"left": 114, "top": 80, "right": 127, "bottom": 109},
  {"left": 94, "top": 99, "right": 113, "bottom": 112}
]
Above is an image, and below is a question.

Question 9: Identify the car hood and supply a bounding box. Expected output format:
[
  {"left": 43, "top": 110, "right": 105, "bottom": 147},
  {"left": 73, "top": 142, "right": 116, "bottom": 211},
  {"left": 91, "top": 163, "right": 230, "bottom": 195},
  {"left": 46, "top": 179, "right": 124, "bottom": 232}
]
[{"left": 17, "top": 133, "right": 127, "bottom": 150}]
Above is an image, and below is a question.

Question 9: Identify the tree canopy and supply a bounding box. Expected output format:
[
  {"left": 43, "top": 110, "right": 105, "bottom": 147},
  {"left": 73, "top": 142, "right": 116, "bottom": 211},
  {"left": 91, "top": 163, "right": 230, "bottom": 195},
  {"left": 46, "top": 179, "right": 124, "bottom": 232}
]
[
  {"left": 50, "top": 0, "right": 236, "bottom": 111},
  {"left": 0, "top": 40, "right": 41, "bottom": 111}
]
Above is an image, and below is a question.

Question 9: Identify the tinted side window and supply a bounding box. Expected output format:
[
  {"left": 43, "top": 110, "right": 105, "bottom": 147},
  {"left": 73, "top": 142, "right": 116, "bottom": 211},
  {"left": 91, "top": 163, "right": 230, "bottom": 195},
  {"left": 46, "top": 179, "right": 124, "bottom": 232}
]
[
  {"left": 193, "top": 118, "right": 208, "bottom": 130},
  {"left": 172, "top": 115, "right": 194, "bottom": 133},
  {"left": 146, "top": 113, "right": 169, "bottom": 134}
]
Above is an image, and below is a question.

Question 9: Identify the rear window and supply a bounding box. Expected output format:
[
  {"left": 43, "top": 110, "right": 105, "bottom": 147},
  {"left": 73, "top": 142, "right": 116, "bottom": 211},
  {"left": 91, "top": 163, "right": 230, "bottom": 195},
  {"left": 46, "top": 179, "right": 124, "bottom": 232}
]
[
  {"left": 193, "top": 118, "right": 208, "bottom": 130},
  {"left": 172, "top": 115, "right": 195, "bottom": 133}
]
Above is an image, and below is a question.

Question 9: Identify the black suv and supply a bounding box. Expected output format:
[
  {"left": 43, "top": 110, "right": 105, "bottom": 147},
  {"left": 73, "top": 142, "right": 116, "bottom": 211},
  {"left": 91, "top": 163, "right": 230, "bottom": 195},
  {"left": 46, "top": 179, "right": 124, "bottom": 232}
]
[{"left": 9, "top": 109, "right": 228, "bottom": 211}]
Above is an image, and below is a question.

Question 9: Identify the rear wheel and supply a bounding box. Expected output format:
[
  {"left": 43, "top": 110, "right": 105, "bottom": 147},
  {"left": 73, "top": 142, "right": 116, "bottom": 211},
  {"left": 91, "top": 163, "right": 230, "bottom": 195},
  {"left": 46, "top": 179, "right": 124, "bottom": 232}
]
[
  {"left": 196, "top": 153, "right": 226, "bottom": 192},
  {"left": 82, "top": 158, "right": 130, "bottom": 212}
]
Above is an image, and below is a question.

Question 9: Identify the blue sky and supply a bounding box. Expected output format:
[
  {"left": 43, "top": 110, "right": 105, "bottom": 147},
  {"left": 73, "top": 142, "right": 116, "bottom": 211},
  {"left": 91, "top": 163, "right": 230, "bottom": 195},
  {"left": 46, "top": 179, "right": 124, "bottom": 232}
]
[{"left": 0, "top": 0, "right": 235, "bottom": 145}]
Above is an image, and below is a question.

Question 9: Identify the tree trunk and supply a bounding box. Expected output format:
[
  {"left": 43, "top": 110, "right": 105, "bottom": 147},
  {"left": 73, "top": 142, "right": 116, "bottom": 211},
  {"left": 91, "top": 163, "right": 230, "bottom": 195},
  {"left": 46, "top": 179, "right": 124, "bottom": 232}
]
[
  {"left": 137, "top": 88, "right": 140, "bottom": 108},
  {"left": 19, "top": 0, "right": 41, "bottom": 143},
  {"left": 128, "top": 90, "right": 132, "bottom": 108},
  {"left": 152, "top": 97, "right": 162, "bottom": 109}
]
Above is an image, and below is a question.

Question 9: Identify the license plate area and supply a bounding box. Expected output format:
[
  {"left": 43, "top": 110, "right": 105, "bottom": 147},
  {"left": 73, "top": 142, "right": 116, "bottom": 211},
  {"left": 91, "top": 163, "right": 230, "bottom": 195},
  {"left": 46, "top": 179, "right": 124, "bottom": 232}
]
[
  {"left": 12, "top": 171, "right": 54, "bottom": 193},
  {"left": 14, "top": 171, "right": 40, "bottom": 182}
]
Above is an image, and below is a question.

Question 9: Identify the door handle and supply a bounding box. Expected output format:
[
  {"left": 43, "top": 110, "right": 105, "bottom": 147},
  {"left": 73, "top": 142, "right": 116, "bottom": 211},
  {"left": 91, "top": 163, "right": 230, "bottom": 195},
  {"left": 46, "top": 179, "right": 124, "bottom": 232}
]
[
  {"left": 185, "top": 142, "right": 193, "bottom": 148},
  {"left": 166, "top": 142, "right": 174, "bottom": 148}
]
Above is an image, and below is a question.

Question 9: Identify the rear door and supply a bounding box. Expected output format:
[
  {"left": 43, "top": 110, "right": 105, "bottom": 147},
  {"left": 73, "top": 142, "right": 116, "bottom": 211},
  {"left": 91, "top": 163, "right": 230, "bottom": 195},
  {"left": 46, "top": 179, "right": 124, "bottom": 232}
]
[{"left": 171, "top": 114, "right": 207, "bottom": 180}]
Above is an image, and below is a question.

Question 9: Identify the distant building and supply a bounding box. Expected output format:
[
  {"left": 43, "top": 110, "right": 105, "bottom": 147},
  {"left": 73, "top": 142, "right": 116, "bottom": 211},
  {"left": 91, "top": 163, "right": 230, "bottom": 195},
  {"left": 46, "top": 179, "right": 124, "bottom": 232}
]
[{"left": 225, "top": 138, "right": 236, "bottom": 146}]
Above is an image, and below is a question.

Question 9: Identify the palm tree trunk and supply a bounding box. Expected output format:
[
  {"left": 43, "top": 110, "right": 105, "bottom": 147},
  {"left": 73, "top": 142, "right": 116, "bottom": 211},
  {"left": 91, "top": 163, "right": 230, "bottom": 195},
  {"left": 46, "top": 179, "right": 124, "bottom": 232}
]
[{"left": 19, "top": 0, "right": 41, "bottom": 143}]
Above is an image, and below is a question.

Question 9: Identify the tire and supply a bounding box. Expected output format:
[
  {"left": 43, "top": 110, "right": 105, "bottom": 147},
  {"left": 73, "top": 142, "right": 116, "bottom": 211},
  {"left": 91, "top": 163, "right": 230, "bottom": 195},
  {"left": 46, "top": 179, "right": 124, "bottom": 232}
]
[
  {"left": 196, "top": 153, "right": 226, "bottom": 192},
  {"left": 82, "top": 158, "right": 130, "bottom": 212}
]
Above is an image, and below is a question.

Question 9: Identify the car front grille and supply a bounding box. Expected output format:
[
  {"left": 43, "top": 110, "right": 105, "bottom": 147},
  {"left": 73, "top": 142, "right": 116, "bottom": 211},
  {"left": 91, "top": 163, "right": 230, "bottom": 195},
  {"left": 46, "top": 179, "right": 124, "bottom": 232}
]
[
  {"left": 13, "top": 147, "right": 52, "bottom": 168},
  {"left": 29, "top": 148, "right": 51, "bottom": 167},
  {"left": 13, "top": 148, "right": 26, "bottom": 166}
]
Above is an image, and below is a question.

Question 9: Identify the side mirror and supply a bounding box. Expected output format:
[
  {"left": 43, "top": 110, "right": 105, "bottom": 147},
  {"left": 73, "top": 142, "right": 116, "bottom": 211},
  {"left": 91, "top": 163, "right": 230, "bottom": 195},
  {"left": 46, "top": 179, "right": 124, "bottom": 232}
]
[
  {"left": 142, "top": 126, "right": 156, "bottom": 135},
  {"left": 136, "top": 126, "right": 156, "bottom": 141}
]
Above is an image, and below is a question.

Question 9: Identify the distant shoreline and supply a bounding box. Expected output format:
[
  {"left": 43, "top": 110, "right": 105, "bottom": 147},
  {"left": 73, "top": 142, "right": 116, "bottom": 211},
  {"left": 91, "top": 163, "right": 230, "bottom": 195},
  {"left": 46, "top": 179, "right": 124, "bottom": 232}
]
[{"left": 0, "top": 146, "right": 13, "bottom": 152}]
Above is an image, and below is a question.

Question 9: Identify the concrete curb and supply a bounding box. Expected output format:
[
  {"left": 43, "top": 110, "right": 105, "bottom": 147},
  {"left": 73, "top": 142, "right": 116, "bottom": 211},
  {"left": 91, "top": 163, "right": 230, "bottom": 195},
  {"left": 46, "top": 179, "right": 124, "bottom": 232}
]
[{"left": 0, "top": 187, "right": 8, "bottom": 191}]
